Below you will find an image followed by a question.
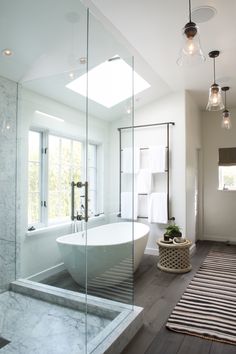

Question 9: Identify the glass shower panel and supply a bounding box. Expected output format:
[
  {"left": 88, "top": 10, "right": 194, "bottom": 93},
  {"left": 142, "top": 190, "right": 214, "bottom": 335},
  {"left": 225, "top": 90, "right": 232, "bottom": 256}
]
[
  {"left": 0, "top": 78, "right": 17, "bottom": 294},
  {"left": 86, "top": 8, "right": 134, "bottom": 336},
  {"left": 16, "top": 0, "right": 88, "bottom": 352}
]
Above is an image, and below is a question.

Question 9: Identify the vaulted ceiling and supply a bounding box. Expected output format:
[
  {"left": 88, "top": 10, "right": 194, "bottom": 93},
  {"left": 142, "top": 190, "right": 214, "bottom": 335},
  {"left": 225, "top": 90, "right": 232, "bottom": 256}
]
[
  {"left": 89, "top": 0, "right": 236, "bottom": 110},
  {"left": 0, "top": 0, "right": 235, "bottom": 120}
]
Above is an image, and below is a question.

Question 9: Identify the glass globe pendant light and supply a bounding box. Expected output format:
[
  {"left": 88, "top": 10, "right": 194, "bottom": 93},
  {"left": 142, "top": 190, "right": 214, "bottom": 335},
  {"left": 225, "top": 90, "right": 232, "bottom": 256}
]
[
  {"left": 206, "top": 51, "right": 224, "bottom": 111},
  {"left": 177, "top": 0, "right": 205, "bottom": 66},
  {"left": 221, "top": 87, "right": 232, "bottom": 129}
]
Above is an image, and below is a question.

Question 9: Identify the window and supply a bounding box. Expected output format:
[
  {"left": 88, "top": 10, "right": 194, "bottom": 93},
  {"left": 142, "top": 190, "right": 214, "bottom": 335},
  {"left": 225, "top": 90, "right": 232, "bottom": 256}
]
[
  {"left": 219, "top": 166, "right": 236, "bottom": 190},
  {"left": 88, "top": 144, "right": 97, "bottom": 216},
  {"left": 48, "top": 135, "right": 83, "bottom": 223},
  {"left": 218, "top": 147, "right": 236, "bottom": 191},
  {"left": 28, "top": 131, "right": 42, "bottom": 225},
  {"left": 28, "top": 130, "right": 98, "bottom": 228}
]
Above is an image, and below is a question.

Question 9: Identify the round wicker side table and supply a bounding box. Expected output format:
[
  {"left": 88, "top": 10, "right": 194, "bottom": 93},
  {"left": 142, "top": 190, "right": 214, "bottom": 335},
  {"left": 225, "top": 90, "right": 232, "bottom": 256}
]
[{"left": 156, "top": 239, "right": 192, "bottom": 273}]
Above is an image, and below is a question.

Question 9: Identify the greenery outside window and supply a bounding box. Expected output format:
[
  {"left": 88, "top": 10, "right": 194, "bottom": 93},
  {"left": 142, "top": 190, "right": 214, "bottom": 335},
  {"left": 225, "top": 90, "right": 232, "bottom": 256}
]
[
  {"left": 28, "top": 130, "right": 97, "bottom": 228},
  {"left": 28, "top": 131, "right": 42, "bottom": 225},
  {"left": 219, "top": 166, "right": 236, "bottom": 191},
  {"left": 218, "top": 147, "right": 236, "bottom": 191}
]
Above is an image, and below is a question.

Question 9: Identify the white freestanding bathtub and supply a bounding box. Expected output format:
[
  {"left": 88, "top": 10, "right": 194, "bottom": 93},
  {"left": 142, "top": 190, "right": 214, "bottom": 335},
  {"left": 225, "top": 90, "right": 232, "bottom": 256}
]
[{"left": 56, "top": 222, "right": 149, "bottom": 286}]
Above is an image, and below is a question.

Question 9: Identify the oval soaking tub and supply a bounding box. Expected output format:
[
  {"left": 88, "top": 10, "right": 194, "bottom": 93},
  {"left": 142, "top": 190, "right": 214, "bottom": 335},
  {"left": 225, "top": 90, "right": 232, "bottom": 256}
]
[{"left": 56, "top": 222, "right": 149, "bottom": 287}]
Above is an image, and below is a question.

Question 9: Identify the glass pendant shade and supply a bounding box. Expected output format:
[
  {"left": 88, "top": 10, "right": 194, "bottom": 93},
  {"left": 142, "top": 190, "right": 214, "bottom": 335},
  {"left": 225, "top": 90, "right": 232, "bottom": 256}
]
[
  {"left": 221, "top": 110, "right": 231, "bottom": 129},
  {"left": 206, "top": 83, "right": 224, "bottom": 111},
  {"left": 177, "top": 22, "right": 205, "bottom": 66},
  {"left": 221, "top": 87, "right": 231, "bottom": 129}
]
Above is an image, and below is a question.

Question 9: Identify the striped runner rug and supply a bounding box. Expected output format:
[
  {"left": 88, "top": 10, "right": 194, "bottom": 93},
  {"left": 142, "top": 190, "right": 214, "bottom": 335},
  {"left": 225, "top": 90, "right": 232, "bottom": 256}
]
[{"left": 166, "top": 248, "right": 236, "bottom": 345}]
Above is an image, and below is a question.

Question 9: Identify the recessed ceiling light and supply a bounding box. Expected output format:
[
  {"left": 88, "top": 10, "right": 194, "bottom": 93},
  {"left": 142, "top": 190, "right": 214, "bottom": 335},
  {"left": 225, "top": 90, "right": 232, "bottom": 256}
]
[
  {"left": 2, "top": 48, "right": 13, "bottom": 57},
  {"left": 192, "top": 6, "right": 217, "bottom": 23},
  {"left": 66, "top": 55, "right": 150, "bottom": 108}
]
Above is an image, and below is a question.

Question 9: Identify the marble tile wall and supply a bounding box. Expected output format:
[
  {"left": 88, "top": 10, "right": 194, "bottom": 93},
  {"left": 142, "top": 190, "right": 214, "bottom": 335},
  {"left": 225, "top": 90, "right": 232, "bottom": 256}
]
[{"left": 0, "top": 76, "right": 17, "bottom": 292}]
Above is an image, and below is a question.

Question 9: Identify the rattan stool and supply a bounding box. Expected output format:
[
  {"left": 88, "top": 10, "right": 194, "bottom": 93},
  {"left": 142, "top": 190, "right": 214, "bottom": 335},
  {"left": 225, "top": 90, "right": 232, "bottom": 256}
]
[{"left": 156, "top": 239, "right": 192, "bottom": 273}]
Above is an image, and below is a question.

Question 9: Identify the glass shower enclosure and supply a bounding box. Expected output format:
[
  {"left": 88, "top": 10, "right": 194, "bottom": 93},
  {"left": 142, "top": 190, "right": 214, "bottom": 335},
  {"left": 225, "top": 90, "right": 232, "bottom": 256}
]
[{"left": 14, "top": 0, "right": 135, "bottom": 352}]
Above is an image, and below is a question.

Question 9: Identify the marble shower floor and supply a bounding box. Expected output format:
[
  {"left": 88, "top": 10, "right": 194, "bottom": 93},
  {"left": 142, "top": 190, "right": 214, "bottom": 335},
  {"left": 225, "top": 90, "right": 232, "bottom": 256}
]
[{"left": 0, "top": 291, "right": 111, "bottom": 354}]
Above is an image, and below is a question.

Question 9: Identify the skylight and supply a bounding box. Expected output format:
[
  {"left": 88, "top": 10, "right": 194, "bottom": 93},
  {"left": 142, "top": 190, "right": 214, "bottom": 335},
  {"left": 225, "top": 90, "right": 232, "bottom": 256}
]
[{"left": 66, "top": 56, "right": 151, "bottom": 108}]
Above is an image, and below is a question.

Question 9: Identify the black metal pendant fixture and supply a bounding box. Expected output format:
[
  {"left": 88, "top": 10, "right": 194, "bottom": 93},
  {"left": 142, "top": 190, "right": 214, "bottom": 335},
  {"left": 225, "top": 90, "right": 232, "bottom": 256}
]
[
  {"left": 177, "top": 0, "right": 205, "bottom": 66},
  {"left": 221, "top": 87, "right": 231, "bottom": 129}
]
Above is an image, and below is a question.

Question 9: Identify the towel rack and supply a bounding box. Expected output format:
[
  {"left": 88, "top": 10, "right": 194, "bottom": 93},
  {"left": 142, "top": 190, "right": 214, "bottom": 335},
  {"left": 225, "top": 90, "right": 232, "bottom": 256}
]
[{"left": 117, "top": 122, "right": 175, "bottom": 221}]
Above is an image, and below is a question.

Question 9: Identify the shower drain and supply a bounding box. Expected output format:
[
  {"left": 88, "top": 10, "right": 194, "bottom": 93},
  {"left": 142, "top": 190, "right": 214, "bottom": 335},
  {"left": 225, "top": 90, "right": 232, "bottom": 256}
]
[{"left": 0, "top": 336, "right": 10, "bottom": 349}]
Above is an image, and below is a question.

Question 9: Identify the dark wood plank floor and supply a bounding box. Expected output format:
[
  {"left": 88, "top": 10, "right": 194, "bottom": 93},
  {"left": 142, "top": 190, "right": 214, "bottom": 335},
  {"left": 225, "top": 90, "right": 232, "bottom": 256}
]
[
  {"left": 122, "top": 241, "right": 236, "bottom": 354},
  {"left": 0, "top": 337, "right": 10, "bottom": 349},
  {"left": 42, "top": 241, "right": 236, "bottom": 354}
]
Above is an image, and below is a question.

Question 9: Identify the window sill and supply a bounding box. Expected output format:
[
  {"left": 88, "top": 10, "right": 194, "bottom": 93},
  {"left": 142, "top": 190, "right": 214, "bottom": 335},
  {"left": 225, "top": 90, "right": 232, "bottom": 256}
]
[
  {"left": 26, "top": 214, "right": 105, "bottom": 237},
  {"left": 218, "top": 189, "right": 236, "bottom": 192}
]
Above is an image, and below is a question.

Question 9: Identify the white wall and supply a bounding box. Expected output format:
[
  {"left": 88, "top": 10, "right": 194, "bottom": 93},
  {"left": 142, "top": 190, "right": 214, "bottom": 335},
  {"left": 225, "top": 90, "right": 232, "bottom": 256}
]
[
  {"left": 17, "top": 88, "right": 110, "bottom": 277},
  {"left": 135, "top": 92, "right": 186, "bottom": 253},
  {"left": 108, "top": 92, "right": 187, "bottom": 254},
  {"left": 185, "top": 91, "right": 202, "bottom": 244},
  {"left": 17, "top": 88, "right": 202, "bottom": 277},
  {"left": 202, "top": 108, "right": 236, "bottom": 242}
]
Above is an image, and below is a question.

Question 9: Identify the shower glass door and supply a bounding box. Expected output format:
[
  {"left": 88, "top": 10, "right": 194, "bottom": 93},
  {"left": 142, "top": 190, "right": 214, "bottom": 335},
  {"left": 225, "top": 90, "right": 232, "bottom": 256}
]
[
  {"left": 16, "top": 0, "right": 89, "bottom": 352},
  {"left": 15, "top": 0, "right": 135, "bottom": 351},
  {"left": 86, "top": 9, "right": 135, "bottom": 347}
]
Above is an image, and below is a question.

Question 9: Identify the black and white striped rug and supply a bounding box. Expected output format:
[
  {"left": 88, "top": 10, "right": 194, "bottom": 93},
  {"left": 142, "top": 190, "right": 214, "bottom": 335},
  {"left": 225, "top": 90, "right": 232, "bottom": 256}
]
[{"left": 166, "top": 248, "right": 236, "bottom": 345}]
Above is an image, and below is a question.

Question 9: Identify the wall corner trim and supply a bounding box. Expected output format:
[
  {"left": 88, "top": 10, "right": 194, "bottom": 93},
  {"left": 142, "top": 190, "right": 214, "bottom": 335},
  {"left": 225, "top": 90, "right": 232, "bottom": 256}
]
[{"left": 190, "top": 243, "right": 196, "bottom": 256}]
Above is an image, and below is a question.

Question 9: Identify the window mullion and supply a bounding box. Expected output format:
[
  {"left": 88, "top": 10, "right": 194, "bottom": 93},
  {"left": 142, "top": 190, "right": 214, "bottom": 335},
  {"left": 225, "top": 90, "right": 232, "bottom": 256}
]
[
  {"left": 58, "top": 138, "right": 62, "bottom": 219},
  {"left": 42, "top": 132, "right": 49, "bottom": 226},
  {"left": 40, "top": 132, "right": 44, "bottom": 225},
  {"left": 94, "top": 145, "right": 98, "bottom": 215}
]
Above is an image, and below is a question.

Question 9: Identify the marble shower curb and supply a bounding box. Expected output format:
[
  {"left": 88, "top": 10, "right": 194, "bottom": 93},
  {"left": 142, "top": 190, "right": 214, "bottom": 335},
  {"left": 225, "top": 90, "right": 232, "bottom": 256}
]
[{"left": 11, "top": 279, "right": 143, "bottom": 353}]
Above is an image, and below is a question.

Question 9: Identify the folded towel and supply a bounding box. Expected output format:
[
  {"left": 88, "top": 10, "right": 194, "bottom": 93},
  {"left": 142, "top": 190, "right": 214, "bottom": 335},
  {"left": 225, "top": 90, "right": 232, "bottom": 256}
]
[
  {"left": 136, "top": 169, "right": 152, "bottom": 194},
  {"left": 148, "top": 192, "right": 167, "bottom": 223},
  {"left": 138, "top": 195, "right": 148, "bottom": 218},
  {"left": 148, "top": 146, "right": 166, "bottom": 173},
  {"left": 122, "top": 147, "right": 140, "bottom": 174},
  {"left": 121, "top": 192, "right": 138, "bottom": 220}
]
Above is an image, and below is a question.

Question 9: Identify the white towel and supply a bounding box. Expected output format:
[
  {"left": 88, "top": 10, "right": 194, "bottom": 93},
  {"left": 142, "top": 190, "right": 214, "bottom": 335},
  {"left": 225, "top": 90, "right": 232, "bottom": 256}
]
[
  {"left": 148, "top": 193, "right": 168, "bottom": 223},
  {"left": 121, "top": 192, "right": 138, "bottom": 220},
  {"left": 136, "top": 169, "right": 152, "bottom": 194},
  {"left": 138, "top": 195, "right": 148, "bottom": 218},
  {"left": 148, "top": 146, "right": 166, "bottom": 173},
  {"left": 122, "top": 147, "right": 140, "bottom": 174}
]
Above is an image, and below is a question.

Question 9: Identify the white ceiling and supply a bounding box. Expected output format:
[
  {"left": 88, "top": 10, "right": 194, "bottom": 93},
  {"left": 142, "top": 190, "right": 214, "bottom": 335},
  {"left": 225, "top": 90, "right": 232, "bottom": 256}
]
[
  {"left": 0, "top": 0, "right": 171, "bottom": 120},
  {"left": 0, "top": 0, "right": 235, "bottom": 120},
  {"left": 89, "top": 0, "right": 236, "bottom": 110}
]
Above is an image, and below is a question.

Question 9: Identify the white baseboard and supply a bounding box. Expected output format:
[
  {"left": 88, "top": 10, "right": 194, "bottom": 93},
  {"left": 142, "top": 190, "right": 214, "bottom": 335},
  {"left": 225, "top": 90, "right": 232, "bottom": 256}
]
[
  {"left": 27, "top": 263, "right": 65, "bottom": 282},
  {"left": 202, "top": 234, "right": 236, "bottom": 244},
  {"left": 190, "top": 243, "right": 196, "bottom": 256}
]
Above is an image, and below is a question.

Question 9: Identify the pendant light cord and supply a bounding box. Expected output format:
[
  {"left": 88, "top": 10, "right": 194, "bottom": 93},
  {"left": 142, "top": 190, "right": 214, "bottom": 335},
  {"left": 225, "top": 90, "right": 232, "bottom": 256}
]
[
  {"left": 213, "top": 57, "right": 216, "bottom": 84},
  {"left": 225, "top": 90, "right": 227, "bottom": 109},
  {"left": 189, "top": 0, "right": 192, "bottom": 22}
]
